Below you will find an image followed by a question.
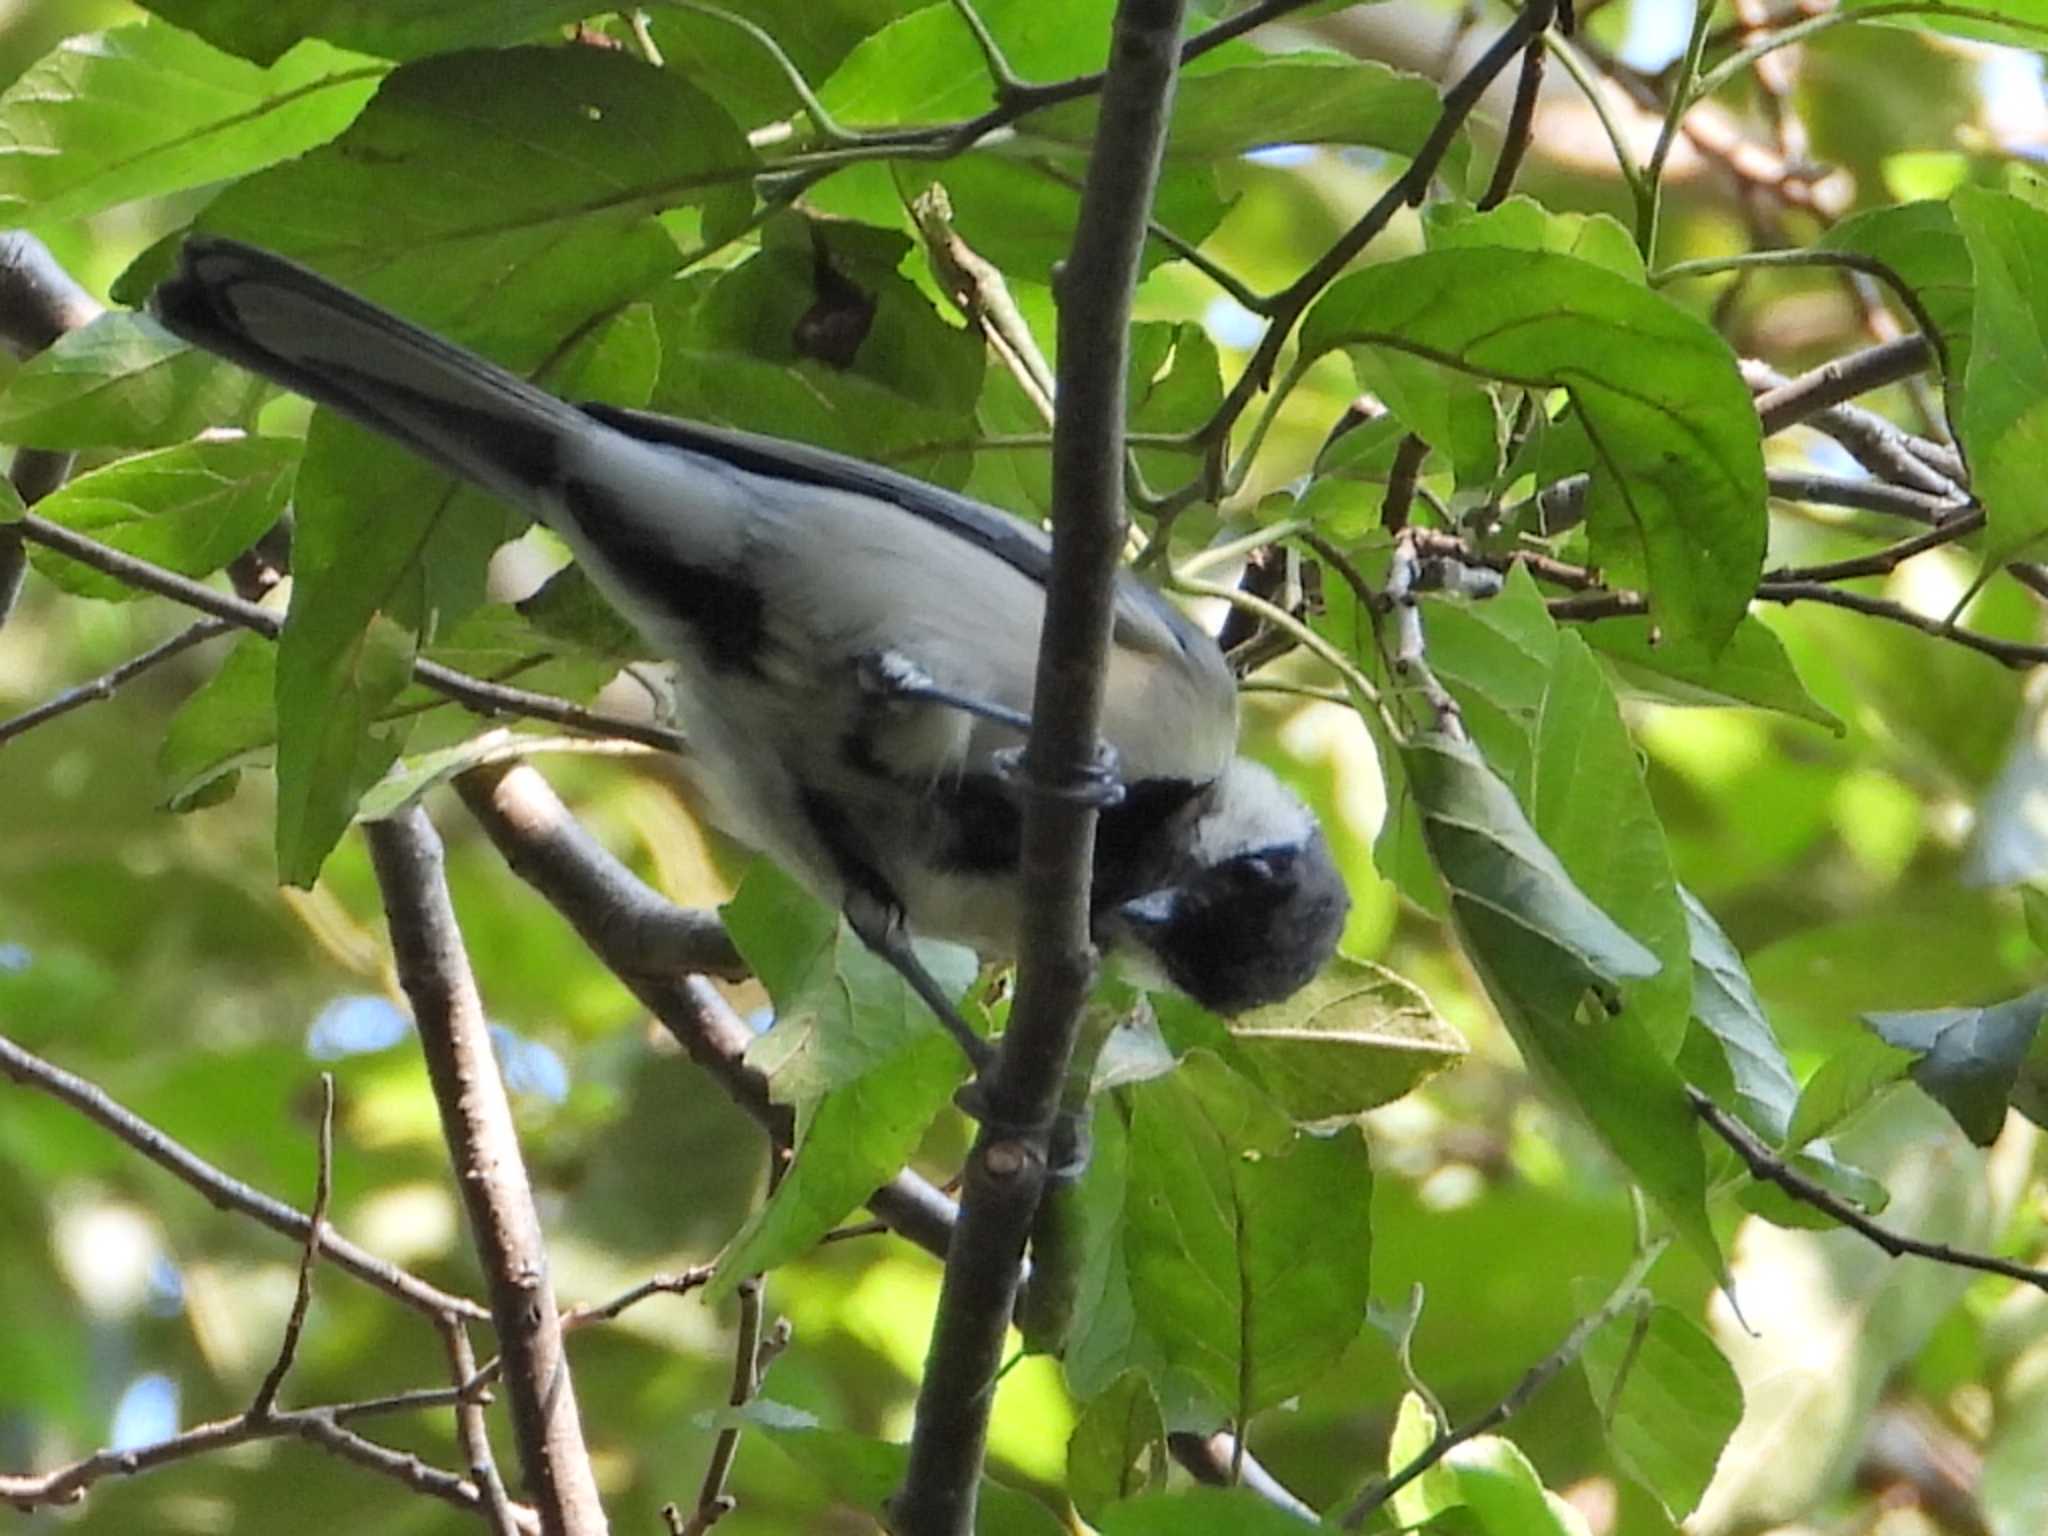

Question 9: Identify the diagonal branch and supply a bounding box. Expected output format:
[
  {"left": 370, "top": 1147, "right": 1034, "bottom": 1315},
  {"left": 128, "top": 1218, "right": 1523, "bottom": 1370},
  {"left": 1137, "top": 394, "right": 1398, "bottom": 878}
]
[
  {"left": 365, "top": 808, "right": 608, "bottom": 1536},
  {"left": 0, "top": 1030, "right": 485, "bottom": 1322}
]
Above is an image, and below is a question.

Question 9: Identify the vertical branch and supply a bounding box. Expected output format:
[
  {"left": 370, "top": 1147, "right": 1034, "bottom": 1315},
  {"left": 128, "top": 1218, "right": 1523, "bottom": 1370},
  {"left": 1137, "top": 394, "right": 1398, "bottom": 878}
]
[
  {"left": 364, "top": 808, "right": 608, "bottom": 1536},
  {"left": 890, "top": 2, "right": 1190, "bottom": 1532}
]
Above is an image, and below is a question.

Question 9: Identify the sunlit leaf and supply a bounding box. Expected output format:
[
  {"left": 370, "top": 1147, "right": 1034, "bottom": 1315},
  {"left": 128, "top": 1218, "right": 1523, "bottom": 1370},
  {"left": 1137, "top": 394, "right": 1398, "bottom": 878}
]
[{"left": 1302, "top": 248, "right": 1766, "bottom": 653}]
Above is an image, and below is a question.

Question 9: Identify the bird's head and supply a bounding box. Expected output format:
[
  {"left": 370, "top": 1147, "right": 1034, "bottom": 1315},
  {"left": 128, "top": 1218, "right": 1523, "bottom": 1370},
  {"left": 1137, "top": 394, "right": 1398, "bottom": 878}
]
[{"left": 1100, "top": 758, "right": 1349, "bottom": 1015}]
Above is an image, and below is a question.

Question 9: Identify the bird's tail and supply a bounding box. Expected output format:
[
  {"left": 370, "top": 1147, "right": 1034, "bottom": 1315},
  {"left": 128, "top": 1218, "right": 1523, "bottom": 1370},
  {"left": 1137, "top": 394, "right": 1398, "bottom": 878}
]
[{"left": 150, "top": 237, "right": 591, "bottom": 505}]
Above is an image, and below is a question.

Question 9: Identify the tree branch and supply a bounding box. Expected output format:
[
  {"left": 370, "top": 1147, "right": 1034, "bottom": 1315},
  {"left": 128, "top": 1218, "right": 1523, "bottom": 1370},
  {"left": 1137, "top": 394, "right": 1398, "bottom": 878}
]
[
  {"left": 1339, "top": 1239, "right": 1670, "bottom": 1530},
  {"left": 1690, "top": 1089, "right": 2048, "bottom": 1292},
  {"left": 0, "top": 617, "right": 234, "bottom": 748},
  {"left": 0, "top": 1030, "right": 486, "bottom": 1321},
  {"left": 365, "top": 809, "right": 608, "bottom": 1536},
  {"left": 9, "top": 513, "right": 686, "bottom": 753},
  {"left": 452, "top": 760, "right": 959, "bottom": 1257},
  {"left": 893, "top": 3, "right": 1189, "bottom": 1530}
]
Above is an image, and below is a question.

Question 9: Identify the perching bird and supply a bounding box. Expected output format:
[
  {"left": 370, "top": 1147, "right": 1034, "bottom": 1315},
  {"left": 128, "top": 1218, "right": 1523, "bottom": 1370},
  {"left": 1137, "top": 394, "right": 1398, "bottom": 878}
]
[{"left": 151, "top": 237, "right": 1349, "bottom": 1062}]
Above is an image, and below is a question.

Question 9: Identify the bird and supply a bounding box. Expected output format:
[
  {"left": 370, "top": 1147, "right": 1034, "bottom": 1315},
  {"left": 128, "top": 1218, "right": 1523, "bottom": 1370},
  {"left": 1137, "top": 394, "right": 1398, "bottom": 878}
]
[{"left": 150, "top": 236, "right": 1350, "bottom": 1075}]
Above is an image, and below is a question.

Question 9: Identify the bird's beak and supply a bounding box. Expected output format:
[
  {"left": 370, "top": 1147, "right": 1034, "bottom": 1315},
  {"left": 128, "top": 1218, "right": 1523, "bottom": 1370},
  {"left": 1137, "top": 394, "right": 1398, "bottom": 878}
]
[{"left": 1113, "top": 887, "right": 1180, "bottom": 932}]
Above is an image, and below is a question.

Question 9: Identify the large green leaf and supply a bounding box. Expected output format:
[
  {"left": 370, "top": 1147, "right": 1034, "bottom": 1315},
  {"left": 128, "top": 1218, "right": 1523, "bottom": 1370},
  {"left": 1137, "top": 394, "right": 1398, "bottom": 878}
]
[
  {"left": 1027, "top": 46, "right": 1469, "bottom": 177},
  {"left": 0, "top": 24, "right": 380, "bottom": 226},
  {"left": 713, "top": 865, "right": 975, "bottom": 1287},
  {"left": 649, "top": 0, "right": 929, "bottom": 132},
  {"left": 1844, "top": 0, "right": 2048, "bottom": 47},
  {"left": 1302, "top": 248, "right": 1766, "bottom": 654},
  {"left": 650, "top": 219, "right": 985, "bottom": 483},
  {"left": 134, "top": 0, "right": 593, "bottom": 64},
  {"left": 1953, "top": 187, "right": 2048, "bottom": 563},
  {"left": 1402, "top": 731, "right": 1716, "bottom": 1273},
  {"left": 1581, "top": 1304, "right": 1742, "bottom": 1520},
  {"left": 1586, "top": 614, "right": 1839, "bottom": 731},
  {"left": 176, "top": 46, "right": 754, "bottom": 882},
  {"left": 1099, "top": 1486, "right": 1335, "bottom": 1536},
  {"left": 1112, "top": 1053, "right": 1374, "bottom": 1422},
  {"left": 1420, "top": 571, "right": 1692, "bottom": 1056},
  {"left": 27, "top": 436, "right": 296, "bottom": 602},
  {"left": 1219, "top": 955, "right": 1466, "bottom": 1124},
  {"left": 0, "top": 311, "right": 268, "bottom": 450},
  {"left": 1821, "top": 200, "right": 1972, "bottom": 407}
]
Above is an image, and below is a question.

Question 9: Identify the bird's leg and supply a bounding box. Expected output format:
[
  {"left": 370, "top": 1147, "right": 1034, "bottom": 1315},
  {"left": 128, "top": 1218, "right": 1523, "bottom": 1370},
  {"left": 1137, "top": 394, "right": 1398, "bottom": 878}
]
[
  {"left": 843, "top": 888, "right": 993, "bottom": 1074},
  {"left": 854, "top": 648, "right": 1033, "bottom": 733}
]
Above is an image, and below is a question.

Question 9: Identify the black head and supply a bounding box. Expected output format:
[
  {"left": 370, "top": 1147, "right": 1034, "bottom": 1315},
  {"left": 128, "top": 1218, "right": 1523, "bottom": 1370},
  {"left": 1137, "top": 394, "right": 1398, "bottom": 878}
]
[{"left": 1102, "top": 762, "right": 1349, "bottom": 1015}]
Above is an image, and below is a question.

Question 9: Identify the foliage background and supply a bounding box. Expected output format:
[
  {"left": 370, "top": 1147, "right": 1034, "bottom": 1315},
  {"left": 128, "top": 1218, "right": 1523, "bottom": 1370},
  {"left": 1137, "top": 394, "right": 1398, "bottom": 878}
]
[{"left": 1, "top": 1, "right": 2046, "bottom": 1533}]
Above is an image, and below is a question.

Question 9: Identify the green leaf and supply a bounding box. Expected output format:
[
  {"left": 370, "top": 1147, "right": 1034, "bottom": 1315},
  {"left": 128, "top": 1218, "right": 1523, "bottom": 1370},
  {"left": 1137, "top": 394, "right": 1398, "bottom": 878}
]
[
  {"left": 1425, "top": 196, "right": 1645, "bottom": 283},
  {"left": 1821, "top": 200, "right": 1972, "bottom": 406},
  {"left": 1224, "top": 955, "right": 1467, "bottom": 1123},
  {"left": 713, "top": 865, "right": 975, "bottom": 1285},
  {"left": 1581, "top": 1304, "right": 1742, "bottom": 1520},
  {"left": 2025, "top": 887, "right": 2048, "bottom": 956},
  {"left": 514, "top": 566, "right": 650, "bottom": 662},
  {"left": 1401, "top": 729, "right": 1657, "bottom": 996},
  {"left": 1787, "top": 1032, "right": 1919, "bottom": 1148},
  {"left": 1067, "top": 1370, "right": 1167, "bottom": 1525},
  {"left": 1443, "top": 1437, "right": 1583, "bottom": 1536},
  {"left": 648, "top": 0, "right": 926, "bottom": 132},
  {"left": 0, "top": 312, "right": 269, "bottom": 450},
  {"left": 0, "top": 25, "right": 381, "bottom": 225},
  {"left": 1388, "top": 1391, "right": 1461, "bottom": 1528},
  {"left": 1402, "top": 731, "right": 1717, "bottom": 1273},
  {"left": 1098, "top": 1486, "right": 1334, "bottom": 1536},
  {"left": 134, "top": 0, "right": 597, "bottom": 65},
  {"left": 1302, "top": 248, "right": 1765, "bottom": 653},
  {"left": 1116, "top": 1053, "right": 1373, "bottom": 1421},
  {"left": 273, "top": 604, "right": 412, "bottom": 886},
  {"left": 1865, "top": 987, "right": 2048, "bottom": 1145},
  {"left": 1682, "top": 888, "right": 1800, "bottom": 1144},
  {"left": 27, "top": 436, "right": 296, "bottom": 602},
  {"left": 1027, "top": 46, "right": 1471, "bottom": 177},
  {"left": 353, "top": 732, "right": 627, "bottom": 822},
  {"left": 1844, "top": 0, "right": 2048, "bottom": 48},
  {"left": 820, "top": 0, "right": 1108, "bottom": 125},
  {"left": 1953, "top": 187, "right": 2048, "bottom": 563},
  {"left": 726, "top": 863, "right": 978, "bottom": 1106},
  {"left": 179, "top": 46, "right": 754, "bottom": 355},
  {"left": 1585, "top": 614, "right": 1840, "bottom": 731},
  {"left": 159, "top": 630, "right": 276, "bottom": 810},
  {"left": 651, "top": 219, "right": 985, "bottom": 479},
  {"left": 743, "top": 1407, "right": 1068, "bottom": 1536}
]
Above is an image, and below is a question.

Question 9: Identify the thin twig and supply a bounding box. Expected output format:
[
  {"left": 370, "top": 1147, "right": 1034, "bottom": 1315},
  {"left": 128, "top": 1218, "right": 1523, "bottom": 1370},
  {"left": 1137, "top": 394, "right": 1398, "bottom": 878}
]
[
  {"left": 1339, "top": 1238, "right": 1670, "bottom": 1529},
  {"left": 443, "top": 1320, "right": 522, "bottom": 1536},
  {"left": 1197, "top": 0, "right": 1557, "bottom": 461},
  {"left": 1479, "top": 36, "right": 1546, "bottom": 210},
  {"left": 0, "top": 617, "right": 233, "bottom": 747},
  {"left": 678, "top": 1275, "right": 766, "bottom": 1535},
  {"left": 250, "top": 1073, "right": 336, "bottom": 1419},
  {"left": 10, "top": 513, "right": 687, "bottom": 754},
  {"left": 1, "top": 1402, "right": 539, "bottom": 1529},
  {"left": 1766, "top": 471, "right": 1969, "bottom": 526},
  {"left": 1690, "top": 1089, "right": 2048, "bottom": 1291},
  {"left": 0, "top": 1031, "right": 486, "bottom": 1321}
]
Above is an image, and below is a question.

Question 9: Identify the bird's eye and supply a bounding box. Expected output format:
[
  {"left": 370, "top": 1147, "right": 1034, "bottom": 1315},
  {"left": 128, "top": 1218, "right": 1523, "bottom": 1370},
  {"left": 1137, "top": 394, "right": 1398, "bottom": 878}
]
[{"left": 1234, "top": 855, "right": 1274, "bottom": 888}]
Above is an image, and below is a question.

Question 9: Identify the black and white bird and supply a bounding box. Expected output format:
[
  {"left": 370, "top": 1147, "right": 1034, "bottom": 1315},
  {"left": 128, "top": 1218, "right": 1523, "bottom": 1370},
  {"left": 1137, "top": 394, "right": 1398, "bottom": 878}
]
[{"left": 151, "top": 237, "right": 1349, "bottom": 1060}]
